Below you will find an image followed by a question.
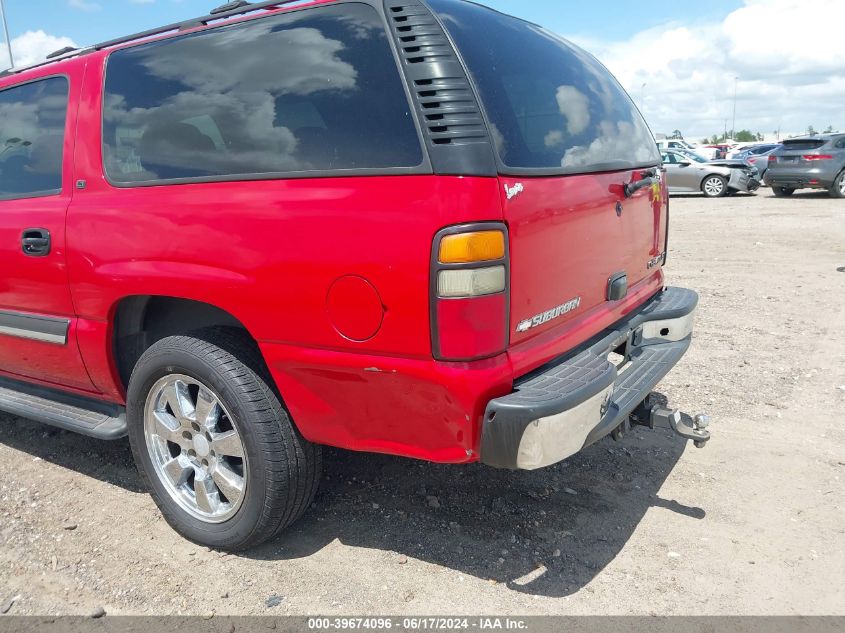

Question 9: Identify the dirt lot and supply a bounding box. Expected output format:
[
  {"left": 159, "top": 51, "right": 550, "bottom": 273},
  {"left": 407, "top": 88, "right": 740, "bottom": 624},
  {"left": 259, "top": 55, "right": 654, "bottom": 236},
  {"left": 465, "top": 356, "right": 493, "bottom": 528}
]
[{"left": 1, "top": 190, "right": 844, "bottom": 617}]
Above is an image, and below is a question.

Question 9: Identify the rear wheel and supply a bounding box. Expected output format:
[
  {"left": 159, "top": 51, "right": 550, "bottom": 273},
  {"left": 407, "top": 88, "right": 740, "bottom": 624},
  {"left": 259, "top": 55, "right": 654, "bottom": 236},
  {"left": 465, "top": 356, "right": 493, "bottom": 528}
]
[
  {"left": 830, "top": 171, "right": 845, "bottom": 198},
  {"left": 772, "top": 186, "right": 795, "bottom": 197},
  {"left": 127, "top": 328, "right": 321, "bottom": 551},
  {"left": 701, "top": 175, "right": 727, "bottom": 198}
]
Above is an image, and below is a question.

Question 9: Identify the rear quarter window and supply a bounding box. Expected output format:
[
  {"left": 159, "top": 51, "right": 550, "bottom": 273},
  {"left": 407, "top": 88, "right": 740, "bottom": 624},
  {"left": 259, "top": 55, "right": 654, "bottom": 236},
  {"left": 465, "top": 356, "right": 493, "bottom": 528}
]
[
  {"left": 102, "top": 3, "right": 423, "bottom": 184},
  {"left": 0, "top": 77, "right": 68, "bottom": 199},
  {"left": 428, "top": 0, "right": 660, "bottom": 173}
]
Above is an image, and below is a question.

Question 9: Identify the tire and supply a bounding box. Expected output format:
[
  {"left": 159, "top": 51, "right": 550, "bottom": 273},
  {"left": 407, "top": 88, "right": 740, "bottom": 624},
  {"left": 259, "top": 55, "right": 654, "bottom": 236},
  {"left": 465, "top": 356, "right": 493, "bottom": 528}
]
[
  {"left": 830, "top": 171, "right": 845, "bottom": 199},
  {"left": 772, "top": 186, "right": 795, "bottom": 198},
  {"left": 701, "top": 175, "right": 728, "bottom": 198},
  {"left": 127, "top": 327, "right": 321, "bottom": 551}
]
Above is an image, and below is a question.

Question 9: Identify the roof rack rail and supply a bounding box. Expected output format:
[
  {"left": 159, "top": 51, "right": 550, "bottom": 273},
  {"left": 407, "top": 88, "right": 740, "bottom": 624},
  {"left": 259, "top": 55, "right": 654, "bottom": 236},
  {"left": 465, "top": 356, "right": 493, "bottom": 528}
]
[
  {"left": 92, "top": 1, "right": 299, "bottom": 51},
  {"left": 1, "top": 0, "right": 306, "bottom": 79},
  {"left": 211, "top": 1, "right": 252, "bottom": 14},
  {"left": 46, "top": 46, "right": 79, "bottom": 60}
]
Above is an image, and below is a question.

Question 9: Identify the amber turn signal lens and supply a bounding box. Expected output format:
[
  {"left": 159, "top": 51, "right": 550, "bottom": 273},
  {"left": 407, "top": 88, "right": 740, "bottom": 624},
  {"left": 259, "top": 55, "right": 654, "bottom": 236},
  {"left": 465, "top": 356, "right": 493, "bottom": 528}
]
[{"left": 438, "top": 230, "right": 505, "bottom": 264}]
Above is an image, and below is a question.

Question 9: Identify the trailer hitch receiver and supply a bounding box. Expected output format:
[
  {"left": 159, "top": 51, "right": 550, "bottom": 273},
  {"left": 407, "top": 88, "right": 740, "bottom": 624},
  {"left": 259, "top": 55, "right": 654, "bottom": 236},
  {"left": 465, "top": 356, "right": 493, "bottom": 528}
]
[{"left": 630, "top": 394, "right": 711, "bottom": 448}]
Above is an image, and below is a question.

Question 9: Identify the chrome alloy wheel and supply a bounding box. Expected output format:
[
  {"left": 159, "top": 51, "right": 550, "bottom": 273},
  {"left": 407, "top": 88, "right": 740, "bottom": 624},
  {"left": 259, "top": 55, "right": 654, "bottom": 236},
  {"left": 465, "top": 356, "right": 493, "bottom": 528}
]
[
  {"left": 839, "top": 175, "right": 845, "bottom": 196},
  {"left": 703, "top": 176, "right": 725, "bottom": 196},
  {"left": 143, "top": 374, "right": 248, "bottom": 523}
]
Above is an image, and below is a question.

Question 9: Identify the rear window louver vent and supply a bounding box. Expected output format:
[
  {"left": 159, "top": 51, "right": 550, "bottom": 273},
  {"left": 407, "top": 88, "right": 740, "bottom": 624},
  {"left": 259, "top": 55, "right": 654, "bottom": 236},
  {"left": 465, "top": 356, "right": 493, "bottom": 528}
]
[{"left": 384, "top": 0, "right": 496, "bottom": 175}]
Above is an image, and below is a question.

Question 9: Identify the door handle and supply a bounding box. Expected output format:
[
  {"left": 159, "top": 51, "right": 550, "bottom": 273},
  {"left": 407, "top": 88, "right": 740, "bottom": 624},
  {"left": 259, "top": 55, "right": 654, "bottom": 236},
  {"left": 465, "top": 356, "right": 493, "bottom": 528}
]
[{"left": 21, "top": 228, "right": 51, "bottom": 257}]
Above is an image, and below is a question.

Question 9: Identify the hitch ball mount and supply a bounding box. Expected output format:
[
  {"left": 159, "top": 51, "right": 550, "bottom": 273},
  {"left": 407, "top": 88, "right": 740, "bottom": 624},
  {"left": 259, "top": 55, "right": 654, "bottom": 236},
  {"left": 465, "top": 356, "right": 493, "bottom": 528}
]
[{"left": 628, "top": 394, "right": 711, "bottom": 448}]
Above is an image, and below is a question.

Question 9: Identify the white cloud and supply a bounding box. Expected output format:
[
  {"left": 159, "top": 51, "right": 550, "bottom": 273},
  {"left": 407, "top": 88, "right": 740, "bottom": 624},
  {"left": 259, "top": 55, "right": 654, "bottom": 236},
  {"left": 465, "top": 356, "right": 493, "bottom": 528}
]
[
  {"left": 68, "top": 0, "right": 101, "bottom": 10},
  {"left": 562, "top": 120, "right": 658, "bottom": 169},
  {"left": 569, "top": 0, "right": 845, "bottom": 140},
  {"left": 555, "top": 85, "right": 591, "bottom": 135},
  {"left": 2, "top": 30, "right": 78, "bottom": 68}
]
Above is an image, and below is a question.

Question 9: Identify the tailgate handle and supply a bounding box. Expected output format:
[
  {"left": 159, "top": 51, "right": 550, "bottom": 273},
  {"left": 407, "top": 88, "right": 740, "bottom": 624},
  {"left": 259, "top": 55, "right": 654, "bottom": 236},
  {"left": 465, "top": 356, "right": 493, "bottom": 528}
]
[
  {"left": 624, "top": 168, "right": 659, "bottom": 198},
  {"left": 607, "top": 272, "right": 628, "bottom": 301}
]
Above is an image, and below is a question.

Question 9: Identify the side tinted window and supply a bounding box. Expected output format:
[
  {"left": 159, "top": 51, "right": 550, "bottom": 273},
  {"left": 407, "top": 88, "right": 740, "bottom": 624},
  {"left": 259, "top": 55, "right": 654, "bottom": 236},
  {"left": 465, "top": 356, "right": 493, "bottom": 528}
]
[
  {"left": 0, "top": 77, "right": 68, "bottom": 199},
  {"left": 429, "top": 0, "right": 660, "bottom": 173},
  {"left": 103, "top": 4, "right": 422, "bottom": 184}
]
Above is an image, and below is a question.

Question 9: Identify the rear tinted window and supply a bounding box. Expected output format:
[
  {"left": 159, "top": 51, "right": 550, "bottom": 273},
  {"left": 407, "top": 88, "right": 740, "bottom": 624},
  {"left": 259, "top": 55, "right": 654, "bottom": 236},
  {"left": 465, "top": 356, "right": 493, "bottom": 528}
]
[
  {"left": 429, "top": 0, "right": 659, "bottom": 173},
  {"left": 747, "top": 145, "right": 777, "bottom": 155},
  {"left": 103, "top": 3, "right": 422, "bottom": 184},
  {"left": 781, "top": 139, "right": 826, "bottom": 151},
  {"left": 0, "top": 77, "right": 68, "bottom": 199}
]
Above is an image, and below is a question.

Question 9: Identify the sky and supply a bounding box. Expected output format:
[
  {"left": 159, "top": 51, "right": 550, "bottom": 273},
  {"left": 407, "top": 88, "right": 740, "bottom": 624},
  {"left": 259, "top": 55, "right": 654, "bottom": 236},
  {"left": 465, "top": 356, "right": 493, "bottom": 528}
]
[{"left": 1, "top": 0, "right": 842, "bottom": 140}]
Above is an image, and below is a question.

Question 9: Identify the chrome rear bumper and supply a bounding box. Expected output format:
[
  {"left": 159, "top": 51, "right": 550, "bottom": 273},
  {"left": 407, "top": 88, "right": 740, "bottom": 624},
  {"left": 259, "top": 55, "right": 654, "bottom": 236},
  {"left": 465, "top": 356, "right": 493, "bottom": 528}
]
[{"left": 480, "top": 287, "right": 699, "bottom": 470}]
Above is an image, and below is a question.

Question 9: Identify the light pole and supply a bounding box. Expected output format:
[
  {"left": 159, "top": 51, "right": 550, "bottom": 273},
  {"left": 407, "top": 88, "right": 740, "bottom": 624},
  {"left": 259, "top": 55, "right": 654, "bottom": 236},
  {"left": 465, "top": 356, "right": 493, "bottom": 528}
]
[
  {"left": 639, "top": 82, "right": 647, "bottom": 112},
  {"left": 731, "top": 76, "right": 738, "bottom": 139},
  {"left": 0, "top": 0, "right": 12, "bottom": 69}
]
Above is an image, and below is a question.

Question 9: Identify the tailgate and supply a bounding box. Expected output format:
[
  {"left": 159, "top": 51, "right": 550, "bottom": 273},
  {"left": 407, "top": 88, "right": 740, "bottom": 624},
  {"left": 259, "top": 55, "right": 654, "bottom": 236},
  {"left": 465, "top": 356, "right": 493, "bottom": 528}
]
[
  {"left": 428, "top": 0, "right": 666, "bottom": 356},
  {"left": 502, "top": 171, "right": 665, "bottom": 346}
]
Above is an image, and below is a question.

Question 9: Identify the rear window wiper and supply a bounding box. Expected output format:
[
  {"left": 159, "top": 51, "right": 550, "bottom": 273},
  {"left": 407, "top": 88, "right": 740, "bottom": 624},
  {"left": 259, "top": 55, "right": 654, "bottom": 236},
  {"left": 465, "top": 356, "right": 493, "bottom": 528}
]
[{"left": 624, "top": 167, "right": 660, "bottom": 198}]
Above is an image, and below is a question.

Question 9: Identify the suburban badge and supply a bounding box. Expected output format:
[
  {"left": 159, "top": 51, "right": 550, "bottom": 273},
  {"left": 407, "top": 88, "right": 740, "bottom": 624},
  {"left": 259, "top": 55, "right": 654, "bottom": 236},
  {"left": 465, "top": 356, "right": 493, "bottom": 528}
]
[{"left": 516, "top": 297, "right": 582, "bottom": 333}]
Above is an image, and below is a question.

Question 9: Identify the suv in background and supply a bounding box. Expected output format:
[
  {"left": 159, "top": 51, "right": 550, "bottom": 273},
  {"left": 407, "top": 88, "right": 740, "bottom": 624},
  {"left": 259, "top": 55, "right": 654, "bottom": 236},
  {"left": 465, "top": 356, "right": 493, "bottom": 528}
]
[
  {"left": 764, "top": 134, "right": 845, "bottom": 197},
  {"left": 735, "top": 144, "right": 780, "bottom": 161},
  {"left": 0, "top": 0, "right": 708, "bottom": 550}
]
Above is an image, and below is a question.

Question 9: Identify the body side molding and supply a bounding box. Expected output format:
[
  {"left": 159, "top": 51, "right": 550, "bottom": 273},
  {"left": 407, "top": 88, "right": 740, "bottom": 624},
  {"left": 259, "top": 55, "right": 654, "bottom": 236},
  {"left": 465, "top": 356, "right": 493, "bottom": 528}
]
[{"left": 0, "top": 310, "right": 70, "bottom": 345}]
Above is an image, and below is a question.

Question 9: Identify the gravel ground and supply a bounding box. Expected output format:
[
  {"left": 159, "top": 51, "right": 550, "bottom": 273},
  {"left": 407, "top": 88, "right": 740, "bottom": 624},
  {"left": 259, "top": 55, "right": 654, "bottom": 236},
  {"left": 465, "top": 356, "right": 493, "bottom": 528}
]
[{"left": 1, "top": 190, "right": 844, "bottom": 617}]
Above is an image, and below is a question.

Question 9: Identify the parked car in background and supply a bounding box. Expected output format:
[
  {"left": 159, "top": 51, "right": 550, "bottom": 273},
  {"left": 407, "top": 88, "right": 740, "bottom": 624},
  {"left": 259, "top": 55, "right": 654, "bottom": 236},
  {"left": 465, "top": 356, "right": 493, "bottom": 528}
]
[
  {"left": 705, "top": 144, "right": 730, "bottom": 159},
  {"left": 661, "top": 149, "right": 758, "bottom": 197},
  {"left": 741, "top": 145, "right": 781, "bottom": 180},
  {"left": 692, "top": 146, "right": 720, "bottom": 160},
  {"left": 671, "top": 148, "right": 711, "bottom": 162},
  {"left": 671, "top": 148, "right": 761, "bottom": 187},
  {"left": 727, "top": 142, "right": 765, "bottom": 159},
  {"left": 656, "top": 139, "right": 697, "bottom": 152},
  {"left": 656, "top": 139, "right": 718, "bottom": 160},
  {"left": 736, "top": 144, "right": 780, "bottom": 160},
  {"left": 764, "top": 134, "right": 845, "bottom": 197},
  {"left": 673, "top": 148, "right": 759, "bottom": 176}
]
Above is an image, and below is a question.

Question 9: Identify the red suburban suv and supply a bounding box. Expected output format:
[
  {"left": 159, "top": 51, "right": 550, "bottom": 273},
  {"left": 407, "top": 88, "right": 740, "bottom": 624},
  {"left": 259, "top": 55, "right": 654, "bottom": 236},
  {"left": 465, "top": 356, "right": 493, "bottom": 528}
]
[{"left": 0, "top": 0, "right": 708, "bottom": 549}]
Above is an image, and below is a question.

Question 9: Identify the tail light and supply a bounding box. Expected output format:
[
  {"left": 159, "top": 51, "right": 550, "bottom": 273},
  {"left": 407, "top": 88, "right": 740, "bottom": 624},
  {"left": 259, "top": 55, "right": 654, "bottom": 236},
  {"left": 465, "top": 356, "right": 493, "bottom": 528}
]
[
  {"left": 431, "top": 224, "right": 509, "bottom": 361},
  {"left": 768, "top": 155, "right": 777, "bottom": 163},
  {"left": 803, "top": 154, "right": 833, "bottom": 161}
]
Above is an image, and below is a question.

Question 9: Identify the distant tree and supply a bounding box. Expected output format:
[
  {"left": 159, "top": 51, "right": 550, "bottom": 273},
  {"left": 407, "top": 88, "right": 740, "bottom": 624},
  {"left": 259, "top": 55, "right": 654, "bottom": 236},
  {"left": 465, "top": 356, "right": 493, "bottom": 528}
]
[
  {"left": 824, "top": 125, "right": 834, "bottom": 133},
  {"left": 807, "top": 125, "right": 816, "bottom": 136},
  {"left": 670, "top": 129, "right": 684, "bottom": 139},
  {"left": 756, "top": 132, "right": 764, "bottom": 141},
  {"left": 734, "top": 130, "right": 756, "bottom": 142},
  {"left": 701, "top": 138, "right": 709, "bottom": 145}
]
